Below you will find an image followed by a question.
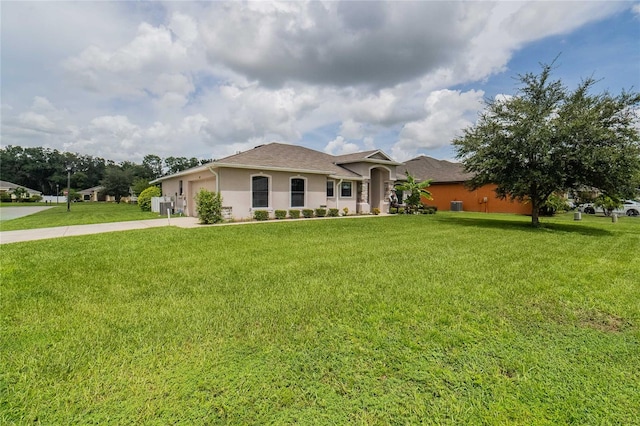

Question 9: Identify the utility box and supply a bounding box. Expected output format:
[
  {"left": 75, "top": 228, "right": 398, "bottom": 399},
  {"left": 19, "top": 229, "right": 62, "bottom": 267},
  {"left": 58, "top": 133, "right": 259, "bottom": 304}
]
[
  {"left": 450, "top": 201, "right": 463, "bottom": 212},
  {"left": 151, "top": 196, "right": 172, "bottom": 213},
  {"left": 159, "top": 202, "right": 173, "bottom": 216}
]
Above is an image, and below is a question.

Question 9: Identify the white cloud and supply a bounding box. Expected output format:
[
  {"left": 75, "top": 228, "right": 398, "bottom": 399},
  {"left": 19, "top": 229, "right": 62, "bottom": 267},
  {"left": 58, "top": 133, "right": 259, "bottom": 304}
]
[
  {"left": 17, "top": 112, "right": 58, "bottom": 133},
  {"left": 1, "top": 1, "right": 634, "bottom": 164},
  {"left": 339, "top": 119, "right": 363, "bottom": 140},
  {"left": 324, "top": 136, "right": 360, "bottom": 155},
  {"left": 392, "top": 89, "right": 484, "bottom": 161}
]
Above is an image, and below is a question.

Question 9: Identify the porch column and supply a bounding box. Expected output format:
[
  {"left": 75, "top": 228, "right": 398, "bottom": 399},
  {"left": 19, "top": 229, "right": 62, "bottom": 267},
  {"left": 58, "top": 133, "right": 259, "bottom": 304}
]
[{"left": 356, "top": 180, "right": 370, "bottom": 214}]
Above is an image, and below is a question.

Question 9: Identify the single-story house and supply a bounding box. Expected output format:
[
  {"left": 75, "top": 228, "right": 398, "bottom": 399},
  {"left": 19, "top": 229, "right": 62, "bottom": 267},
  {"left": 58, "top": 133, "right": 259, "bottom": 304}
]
[
  {"left": 0, "top": 180, "right": 42, "bottom": 199},
  {"left": 78, "top": 186, "right": 104, "bottom": 202},
  {"left": 78, "top": 186, "right": 135, "bottom": 203},
  {"left": 398, "top": 156, "right": 531, "bottom": 214},
  {"left": 151, "top": 142, "right": 402, "bottom": 219}
]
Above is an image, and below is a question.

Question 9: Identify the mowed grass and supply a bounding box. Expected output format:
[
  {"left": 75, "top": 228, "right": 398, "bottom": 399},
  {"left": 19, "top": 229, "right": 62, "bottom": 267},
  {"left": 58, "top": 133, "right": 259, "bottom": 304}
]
[
  {"left": 0, "top": 202, "right": 160, "bottom": 231},
  {"left": 1, "top": 213, "right": 639, "bottom": 424}
]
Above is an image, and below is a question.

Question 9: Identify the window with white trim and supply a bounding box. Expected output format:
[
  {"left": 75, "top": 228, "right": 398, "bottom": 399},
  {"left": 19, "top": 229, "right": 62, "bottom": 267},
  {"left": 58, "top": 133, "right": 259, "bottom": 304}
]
[
  {"left": 341, "top": 181, "right": 352, "bottom": 197},
  {"left": 291, "top": 178, "right": 305, "bottom": 207},
  {"left": 252, "top": 175, "right": 269, "bottom": 208}
]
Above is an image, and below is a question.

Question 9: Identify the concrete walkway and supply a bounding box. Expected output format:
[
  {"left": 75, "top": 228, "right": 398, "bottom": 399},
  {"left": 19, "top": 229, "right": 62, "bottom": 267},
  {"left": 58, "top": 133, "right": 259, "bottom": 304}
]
[{"left": 0, "top": 216, "right": 200, "bottom": 245}]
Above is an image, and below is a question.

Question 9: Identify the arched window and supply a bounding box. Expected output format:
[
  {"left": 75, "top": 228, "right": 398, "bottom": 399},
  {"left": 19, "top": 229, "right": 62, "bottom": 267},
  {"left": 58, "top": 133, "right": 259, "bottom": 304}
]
[
  {"left": 291, "top": 178, "right": 305, "bottom": 207},
  {"left": 252, "top": 176, "right": 269, "bottom": 208}
]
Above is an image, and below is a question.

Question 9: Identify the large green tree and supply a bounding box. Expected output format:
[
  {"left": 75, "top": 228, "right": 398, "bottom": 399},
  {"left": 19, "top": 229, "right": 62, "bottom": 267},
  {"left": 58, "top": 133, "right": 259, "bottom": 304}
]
[
  {"left": 142, "top": 154, "right": 164, "bottom": 179},
  {"left": 100, "top": 167, "right": 133, "bottom": 204},
  {"left": 453, "top": 62, "right": 640, "bottom": 226}
]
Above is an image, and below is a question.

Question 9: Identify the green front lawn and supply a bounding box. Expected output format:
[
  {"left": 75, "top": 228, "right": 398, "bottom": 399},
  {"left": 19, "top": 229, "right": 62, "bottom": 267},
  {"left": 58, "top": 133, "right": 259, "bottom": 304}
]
[
  {"left": 0, "top": 202, "right": 160, "bottom": 231},
  {"left": 1, "top": 213, "right": 639, "bottom": 424}
]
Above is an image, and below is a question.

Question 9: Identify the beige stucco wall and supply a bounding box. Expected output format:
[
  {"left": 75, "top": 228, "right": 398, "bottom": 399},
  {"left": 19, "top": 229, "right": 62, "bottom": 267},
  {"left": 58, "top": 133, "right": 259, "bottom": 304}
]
[
  {"left": 161, "top": 168, "right": 217, "bottom": 216},
  {"left": 323, "top": 179, "right": 357, "bottom": 214},
  {"left": 159, "top": 166, "right": 369, "bottom": 220},
  {"left": 338, "top": 163, "right": 396, "bottom": 213},
  {"left": 218, "top": 168, "right": 357, "bottom": 219},
  {"left": 341, "top": 162, "right": 396, "bottom": 181}
]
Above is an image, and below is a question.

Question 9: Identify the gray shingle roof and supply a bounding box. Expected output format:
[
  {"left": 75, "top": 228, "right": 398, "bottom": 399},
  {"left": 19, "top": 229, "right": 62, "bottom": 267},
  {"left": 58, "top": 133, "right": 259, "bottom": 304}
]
[
  {"left": 397, "top": 155, "right": 474, "bottom": 183},
  {"left": 212, "top": 143, "right": 362, "bottom": 178},
  {"left": 0, "top": 180, "right": 42, "bottom": 194},
  {"left": 151, "top": 142, "right": 400, "bottom": 183}
]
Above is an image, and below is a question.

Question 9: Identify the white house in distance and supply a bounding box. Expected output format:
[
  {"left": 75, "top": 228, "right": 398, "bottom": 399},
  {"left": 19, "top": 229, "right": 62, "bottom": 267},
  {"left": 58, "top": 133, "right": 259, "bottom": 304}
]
[
  {"left": 0, "top": 180, "right": 42, "bottom": 199},
  {"left": 151, "top": 143, "right": 401, "bottom": 220}
]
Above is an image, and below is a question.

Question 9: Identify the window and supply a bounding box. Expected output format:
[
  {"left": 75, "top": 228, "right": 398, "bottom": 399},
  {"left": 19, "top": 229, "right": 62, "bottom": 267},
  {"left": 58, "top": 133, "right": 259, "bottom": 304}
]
[
  {"left": 179, "top": 180, "right": 183, "bottom": 196},
  {"left": 252, "top": 176, "right": 269, "bottom": 208},
  {"left": 341, "top": 181, "right": 352, "bottom": 197},
  {"left": 326, "top": 180, "right": 334, "bottom": 197},
  {"left": 291, "top": 178, "right": 305, "bottom": 207}
]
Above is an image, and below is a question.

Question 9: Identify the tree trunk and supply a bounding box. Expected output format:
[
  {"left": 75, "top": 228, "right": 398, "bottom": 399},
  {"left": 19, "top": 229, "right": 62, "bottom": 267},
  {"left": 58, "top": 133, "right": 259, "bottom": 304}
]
[{"left": 531, "top": 199, "right": 540, "bottom": 227}]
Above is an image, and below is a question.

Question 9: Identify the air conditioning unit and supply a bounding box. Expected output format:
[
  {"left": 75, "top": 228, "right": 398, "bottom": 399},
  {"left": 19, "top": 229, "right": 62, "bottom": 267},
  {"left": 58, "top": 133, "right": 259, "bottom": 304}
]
[
  {"left": 450, "top": 201, "right": 463, "bottom": 212},
  {"left": 159, "top": 202, "right": 173, "bottom": 215}
]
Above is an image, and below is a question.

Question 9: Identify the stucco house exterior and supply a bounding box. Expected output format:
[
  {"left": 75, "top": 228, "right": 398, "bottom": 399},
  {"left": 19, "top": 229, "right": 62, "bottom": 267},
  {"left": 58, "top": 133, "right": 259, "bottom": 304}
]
[
  {"left": 151, "top": 143, "right": 402, "bottom": 220},
  {"left": 398, "top": 156, "right": 531, "bottom": 214},
  {"left": 78, "top": 186, "right": 104, "bottom": 202},
  {"left": 78, "top": 185, "right": 135, "bottom": 203},
  {"left": 0, "top": 180, "right": 42, "bottom": 199}
]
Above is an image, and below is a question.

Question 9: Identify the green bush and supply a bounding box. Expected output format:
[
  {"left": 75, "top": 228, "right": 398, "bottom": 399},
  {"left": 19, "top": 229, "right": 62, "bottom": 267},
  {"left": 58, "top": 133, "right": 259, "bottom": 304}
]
[
  {"left": 342, "top": 207, "right": 349, "bottom": 216},
  {"left": 421, "top": 205, "right": 437, "bottom": 214},
  {"left": 315, "top": 208, "right": 326, "bottom": 217},
  {"left": 254, "top": 210, "right": 269, "bottom": 221},
  {"left": 1, "top": 193, "right": 12, "bottom": 203},
  {"left": 302, "top": 209, "right": 314, "bottom": 218},
  {"left": 372, "top": 208, "right": 380, "bottom": 215},
  {"left": 389, "top": 207, "right": 398, "bottom": 214},
  {"left": 31, "top": 195, "right": 43, "bottom": 202},
  {"left": 138, "top": 186, "right": 161, "bottom": 212},
  {"left": 274, "top": 210, "right": 287, "bottom": 219},
  {"left": 541, "top": 194, "right": 572, "bottom": 216},
  {"left": 289, "top": 210, "right": 301, "bottom": 219},
  {"left": 327, "top": 208, "right": 339, "bottom": 217},
  {"left": 398, "top": 207, "right": 405, "bottom": 214},
  {"left": 195, "top": 189, "right": 223, "bottom": 224}
]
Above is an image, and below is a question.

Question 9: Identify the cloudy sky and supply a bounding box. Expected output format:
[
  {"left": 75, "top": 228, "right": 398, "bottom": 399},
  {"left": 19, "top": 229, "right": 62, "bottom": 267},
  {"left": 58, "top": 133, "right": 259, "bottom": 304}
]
[{"left": 2, "top": 1, "right": 639, "bottom": 163}]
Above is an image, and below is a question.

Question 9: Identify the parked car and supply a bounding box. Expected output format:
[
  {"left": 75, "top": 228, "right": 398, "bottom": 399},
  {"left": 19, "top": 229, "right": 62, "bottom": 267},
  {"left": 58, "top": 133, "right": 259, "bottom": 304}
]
[
  {"left": 619, "top": 200, "right": 640, "bottom": 217},
  {"left": 579, "top": 203, "right": 596, "bottom": 214},
  {"left": 580, "top": 200, "right": 640, "bottom": 216}
]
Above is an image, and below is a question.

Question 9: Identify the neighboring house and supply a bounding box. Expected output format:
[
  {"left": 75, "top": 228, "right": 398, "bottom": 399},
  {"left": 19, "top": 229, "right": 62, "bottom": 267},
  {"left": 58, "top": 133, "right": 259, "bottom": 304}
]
[
  {"left": 398, "top": 156, "right": 531, "bottom": 214},
  {"left": 151, "top": 143, "right": 401, "bottom": 219},
  {"left": 78, "top": 186, "right": 104, "bottom": 202},
  {"left": 78, "top": 186, "right": 135, "bottom": 203},
  {"left": 0, "top": 180, "right": 42, "bottom": 199}
]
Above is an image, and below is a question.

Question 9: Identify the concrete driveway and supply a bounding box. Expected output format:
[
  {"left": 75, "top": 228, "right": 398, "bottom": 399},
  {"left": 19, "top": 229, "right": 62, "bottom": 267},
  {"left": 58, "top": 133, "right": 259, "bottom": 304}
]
[
  {"left": 0, "top": 206, "right": 54, "bottom": 221},
  {"left": 0, "top": 216, "right": 200, "bottom": 244}
]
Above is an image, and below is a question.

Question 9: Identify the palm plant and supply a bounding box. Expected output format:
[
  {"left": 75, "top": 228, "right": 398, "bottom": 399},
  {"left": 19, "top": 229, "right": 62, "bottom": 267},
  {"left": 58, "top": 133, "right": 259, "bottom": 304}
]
[{"left": 395, "top": 171, "right": 433, "bottom": 213}]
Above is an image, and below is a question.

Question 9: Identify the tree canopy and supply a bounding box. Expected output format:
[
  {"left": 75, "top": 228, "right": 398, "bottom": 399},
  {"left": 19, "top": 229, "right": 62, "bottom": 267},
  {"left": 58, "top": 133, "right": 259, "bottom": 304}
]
[
  {"left": 1, "top": 145, "right": 211, "bottom": 196},
  {"left": 100, "top": 167, "right": 133, "bottom": 204},
  {"left": 453, "top": 61, "right": 640, "bottom": 225}
]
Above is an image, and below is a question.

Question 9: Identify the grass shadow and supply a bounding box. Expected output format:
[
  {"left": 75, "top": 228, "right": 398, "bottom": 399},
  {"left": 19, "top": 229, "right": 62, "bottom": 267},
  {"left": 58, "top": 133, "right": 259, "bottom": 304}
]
[{"left": 435, "top": 215, "right": 613, "bottom": 237}]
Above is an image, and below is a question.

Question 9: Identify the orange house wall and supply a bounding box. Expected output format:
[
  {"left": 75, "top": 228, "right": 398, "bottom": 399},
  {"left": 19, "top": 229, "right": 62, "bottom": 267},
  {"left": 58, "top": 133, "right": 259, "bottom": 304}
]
[{"left": 424, "top": 183, "right": 531, "bottom": 215}]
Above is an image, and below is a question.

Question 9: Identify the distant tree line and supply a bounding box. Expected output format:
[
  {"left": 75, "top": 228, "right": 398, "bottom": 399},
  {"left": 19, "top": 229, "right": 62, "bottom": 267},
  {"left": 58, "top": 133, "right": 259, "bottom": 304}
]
[{"left": 0, "top": 146, "right": 212, "bottom": 199}]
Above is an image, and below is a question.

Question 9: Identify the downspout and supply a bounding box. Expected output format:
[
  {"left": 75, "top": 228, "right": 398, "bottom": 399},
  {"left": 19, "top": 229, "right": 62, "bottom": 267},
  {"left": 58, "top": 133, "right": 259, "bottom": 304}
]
[
  {"left": 336, "top": 179, "right": 342, "bottom": 212},
  {"left": 207, "top": 167, "right": 219, "bottom": 193},
  {"left": 206, "top": 167, "right": 220, "bottom": 219}
]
